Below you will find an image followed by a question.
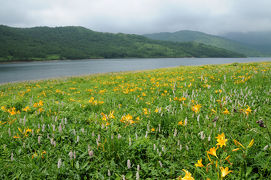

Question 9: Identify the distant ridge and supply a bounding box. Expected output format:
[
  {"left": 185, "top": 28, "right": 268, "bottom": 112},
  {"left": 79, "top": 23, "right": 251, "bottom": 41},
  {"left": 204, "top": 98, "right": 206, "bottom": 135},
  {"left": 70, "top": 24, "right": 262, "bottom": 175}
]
[
  {"left": 222, "top": 31, "right": 271, "bottom": 55},
  {"left": 0, "top": 25, "right": 244, "bottom": 61},
  {"left": 144, "top": 30, "right": 263, "bottom": 57}
]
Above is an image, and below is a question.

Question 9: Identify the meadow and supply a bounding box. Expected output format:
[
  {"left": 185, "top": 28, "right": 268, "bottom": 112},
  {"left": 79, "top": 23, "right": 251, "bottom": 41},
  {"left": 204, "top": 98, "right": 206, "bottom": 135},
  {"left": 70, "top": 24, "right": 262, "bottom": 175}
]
[{"left": 0, "top": 62, "right": 270, "bottom": 179}]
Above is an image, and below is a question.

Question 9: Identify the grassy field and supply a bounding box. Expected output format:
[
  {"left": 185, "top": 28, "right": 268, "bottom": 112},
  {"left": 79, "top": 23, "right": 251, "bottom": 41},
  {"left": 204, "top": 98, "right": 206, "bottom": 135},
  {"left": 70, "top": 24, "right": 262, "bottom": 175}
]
[{"left": 0, "top": 62, "right": 271, "bottom": 179}]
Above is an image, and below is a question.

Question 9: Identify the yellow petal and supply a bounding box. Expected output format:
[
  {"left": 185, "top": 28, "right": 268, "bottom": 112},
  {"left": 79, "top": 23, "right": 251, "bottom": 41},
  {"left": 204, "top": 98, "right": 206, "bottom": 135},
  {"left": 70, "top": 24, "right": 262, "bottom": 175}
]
[
  {"left": 233, "top": 139, "right": 245, "bottom": 149},
  {"left": 232, "top": 148, "right": 240, "bottom": 152},
  {"left": 247, "top": 139, "right": 254, "bottom": 148}
]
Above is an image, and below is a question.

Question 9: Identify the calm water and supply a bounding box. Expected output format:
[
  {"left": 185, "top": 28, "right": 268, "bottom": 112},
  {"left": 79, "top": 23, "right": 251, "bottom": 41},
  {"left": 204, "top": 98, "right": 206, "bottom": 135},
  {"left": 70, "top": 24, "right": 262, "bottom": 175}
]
[{"left": 0, "top": 57, "right": 270, "bottom": 84}]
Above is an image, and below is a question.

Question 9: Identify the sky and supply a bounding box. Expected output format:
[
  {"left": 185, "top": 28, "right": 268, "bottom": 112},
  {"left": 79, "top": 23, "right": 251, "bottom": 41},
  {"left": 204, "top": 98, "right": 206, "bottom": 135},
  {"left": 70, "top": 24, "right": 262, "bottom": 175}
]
[{"left": 0, "top": 0, "right": 271, "bottom": 35}]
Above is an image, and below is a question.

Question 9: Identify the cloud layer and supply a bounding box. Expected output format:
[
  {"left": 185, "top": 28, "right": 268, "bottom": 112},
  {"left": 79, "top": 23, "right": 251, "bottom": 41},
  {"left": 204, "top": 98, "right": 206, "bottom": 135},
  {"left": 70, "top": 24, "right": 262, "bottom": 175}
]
[{"left": 1, "top": 0, "right": 271, "bottom": 34}]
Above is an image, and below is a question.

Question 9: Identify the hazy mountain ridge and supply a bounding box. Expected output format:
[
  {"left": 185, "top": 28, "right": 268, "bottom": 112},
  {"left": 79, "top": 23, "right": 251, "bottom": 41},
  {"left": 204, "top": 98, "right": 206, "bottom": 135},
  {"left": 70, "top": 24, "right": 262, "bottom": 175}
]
[
  {"left": 222, "top": 31, "right": 271, "bottom": 55},
  {"left": 0, "top": 25, "right": 244, "bottom": 61},
  {"left": 144, "top": 30, "right": 264, "bottom": 57}
]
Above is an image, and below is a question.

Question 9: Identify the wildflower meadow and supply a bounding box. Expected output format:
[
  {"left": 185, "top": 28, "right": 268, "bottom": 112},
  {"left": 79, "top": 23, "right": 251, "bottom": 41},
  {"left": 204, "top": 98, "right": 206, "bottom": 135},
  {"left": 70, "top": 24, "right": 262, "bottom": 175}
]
[{"left": 0, "top": 62, "right": 270, "bottom": 179}]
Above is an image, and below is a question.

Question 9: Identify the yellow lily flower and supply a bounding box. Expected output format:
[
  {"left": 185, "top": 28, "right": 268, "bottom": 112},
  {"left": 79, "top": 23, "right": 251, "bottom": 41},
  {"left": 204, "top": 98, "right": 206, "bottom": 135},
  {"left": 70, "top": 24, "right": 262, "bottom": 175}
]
[
  {"left": 195, "top": 159, "right": 204, "bottom": 167},
  {"left": 207, "top": 147, "right": 218, "bottom": 158},
  {"left": 220, "top": 167, "right": 232, "bottom": 178}
]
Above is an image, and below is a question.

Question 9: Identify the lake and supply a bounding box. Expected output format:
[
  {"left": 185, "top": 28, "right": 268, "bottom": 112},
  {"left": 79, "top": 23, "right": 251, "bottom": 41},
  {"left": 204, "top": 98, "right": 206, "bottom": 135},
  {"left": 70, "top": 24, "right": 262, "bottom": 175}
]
[{"left": 0, "top": 57, "right": 270, "bottom": 84}]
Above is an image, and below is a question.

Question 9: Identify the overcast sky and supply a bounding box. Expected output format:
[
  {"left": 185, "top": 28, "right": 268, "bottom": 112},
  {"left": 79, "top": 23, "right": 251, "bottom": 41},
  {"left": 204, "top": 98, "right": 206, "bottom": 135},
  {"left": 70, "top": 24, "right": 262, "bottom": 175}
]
[{"left": 0, "top": 0, "right": 271, "bottom": 35}]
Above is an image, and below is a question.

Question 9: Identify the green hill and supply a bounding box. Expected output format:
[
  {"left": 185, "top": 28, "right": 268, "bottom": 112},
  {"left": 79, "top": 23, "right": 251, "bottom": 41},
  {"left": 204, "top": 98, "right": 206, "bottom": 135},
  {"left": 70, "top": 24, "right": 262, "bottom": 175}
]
[
  {"left": 0, "top": 25, "right": 244, "bottom": 61},
  {"left": 222, "top": 31, "right": 271, "bottom": 55},
  {"left": 144, "top": 30, "right": 262, "bottom": 57}
]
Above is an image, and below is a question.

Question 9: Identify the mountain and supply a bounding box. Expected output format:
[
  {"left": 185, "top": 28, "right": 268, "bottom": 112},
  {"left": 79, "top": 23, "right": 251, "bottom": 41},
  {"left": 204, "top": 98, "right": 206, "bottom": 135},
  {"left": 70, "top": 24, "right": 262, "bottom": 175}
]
[
  {"left": 222, "top": 31, "right": 271, "bottom": 55},
  {"left": 143, "top": 30, "right": 262, "bottom": 57},
  {"left": 0, "top": 25, "right": 244, "bottom": 61}
]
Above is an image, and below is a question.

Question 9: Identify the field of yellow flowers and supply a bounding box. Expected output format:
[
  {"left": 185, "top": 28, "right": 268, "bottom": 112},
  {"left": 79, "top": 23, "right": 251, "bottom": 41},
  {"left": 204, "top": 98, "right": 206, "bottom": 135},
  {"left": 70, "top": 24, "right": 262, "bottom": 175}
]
[{"left": 0, "top": 62, "right": 271, "bottom": 179}]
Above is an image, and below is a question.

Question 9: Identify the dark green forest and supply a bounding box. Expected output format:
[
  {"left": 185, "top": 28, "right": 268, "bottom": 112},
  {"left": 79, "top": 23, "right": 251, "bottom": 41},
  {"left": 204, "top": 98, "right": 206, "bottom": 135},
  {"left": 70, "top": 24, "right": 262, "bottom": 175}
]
[{"left": 0, "top": 25, "right": 245, "bottom": 61}]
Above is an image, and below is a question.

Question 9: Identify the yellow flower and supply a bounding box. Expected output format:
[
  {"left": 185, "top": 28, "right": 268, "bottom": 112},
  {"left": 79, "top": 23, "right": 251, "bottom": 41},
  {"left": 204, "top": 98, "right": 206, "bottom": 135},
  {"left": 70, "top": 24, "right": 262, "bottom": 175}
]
[
  {"left": 32, "top": 152, "right": 38, "bottom": 159},
  {"left": 126, "top": 114, "right": 133, "bottom": 121},
  {"left": 8, "top": 107, "right": 17, "bottom": 116},
  {"left": 1, "top": 106, "right": 6, "bottom": 112},
  {"left": 154, "top": 108, "right": 159, "bottom": 113},
  {"left": 69, "top": 98, "right": 76, "bottom": 102},
  {"left": 151, "top": 128, "right": 155, "bottom": 132},
  {"left": 216, "top": 133, "right": 225, "bottom": 140},
  {"left": 245, "top": 106, "right": 252, "bottom": 115},
  {"left": 195, "top": 159, "right": 204, "bottom": 167},
  {"left": 89, "top": 97, "right": 94, "bottom": 103},
  {"left": 101, "top": 114, "right": 107, "bottom": 121},
  {"left": 99, "top": 89, "right": 106, "bottom": 94},
  {"left": 223, "top": 108, "right": 230, "bottom": 115},
  {"left": 37, "top": 108, "right": 44, "bottom": 113},
  {"left": 89, "top": 97, "right": 104, "bottom": 105},
  {"left": 191, "top": 104, "right": 201, "bottom": 113},
  {"left": 178, "top": 121, "right": 183, "bottom": 126},
  {"left": 220, "top": 167, "right": 232, "bottom": 178},
  {"left": 36, "top": 129, "right": 40, "bottom": 134},
  {"left": 23, "top": 106, "right": 31, "bottom": 112},
  {"left": 24, "top": 128, "right": 32, "bottom": 136},
  {"left": 178, "top": 97, "right": 186, "bottom": 102},
  {"left": 143, "top": 108, "right": 149, "bottom": 115},
  {"left": 9, "top": 110, "right": 17, "bottom": 116},
  {"left": 38, "top": 100, "right": 44, "bottom": 106},
  {"left": 13, "top": 133, "right": 21, "bottom": 139},
  {"left": 123, "top": 89, "right": 129, "bottom": 94},
  {"left": 41, "top": 150, "right": 46, "bottom": 158},
  {"left": 120, "top": 114, "right": 134, "bottom": 125},
  {"left": 207, "top": 147, "right": 218, "bottom": 158},
  {"left": 211, "top": 109, "right": 217, "bottom": 114},
  {"left": 216, "top": 133, "right": 228, "bottom": 148},
  {"left": 56, "top": 89, "right": 62, "bottom": 93},
  {"left": 109, "top": 111, "right": 115, "bottom": 119},
  {"left": 178, "top": 169, "right": 195, "bottom": 180}
]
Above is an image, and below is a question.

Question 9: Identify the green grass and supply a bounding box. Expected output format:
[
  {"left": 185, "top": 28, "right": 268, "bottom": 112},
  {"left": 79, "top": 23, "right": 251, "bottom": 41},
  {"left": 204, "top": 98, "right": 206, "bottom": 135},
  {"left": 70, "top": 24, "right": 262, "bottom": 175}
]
[{"left": 0, "top": 62, "right": 271, "bottom": 179}]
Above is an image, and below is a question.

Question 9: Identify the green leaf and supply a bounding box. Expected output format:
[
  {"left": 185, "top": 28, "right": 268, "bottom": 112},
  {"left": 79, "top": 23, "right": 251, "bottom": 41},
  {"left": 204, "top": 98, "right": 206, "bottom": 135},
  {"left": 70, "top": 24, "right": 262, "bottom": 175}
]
[{"left": 75, "top": 161, "right": 80, "bottom": 169}]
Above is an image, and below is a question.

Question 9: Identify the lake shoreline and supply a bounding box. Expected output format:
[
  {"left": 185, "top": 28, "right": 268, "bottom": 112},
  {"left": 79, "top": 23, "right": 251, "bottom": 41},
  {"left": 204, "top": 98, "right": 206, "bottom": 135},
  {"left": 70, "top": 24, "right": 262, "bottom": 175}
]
[
  {"left": 0, "top": 65, "right": 203, "bottom": 86},
  {"left": 1, "top": 57, "right": 270, "bottom": 84},
  {"left": 0, "top": 56, "right": 251, "bottom": 64},
  {"left": 1, "top": 60, "right": 270, "bottom": 86}
]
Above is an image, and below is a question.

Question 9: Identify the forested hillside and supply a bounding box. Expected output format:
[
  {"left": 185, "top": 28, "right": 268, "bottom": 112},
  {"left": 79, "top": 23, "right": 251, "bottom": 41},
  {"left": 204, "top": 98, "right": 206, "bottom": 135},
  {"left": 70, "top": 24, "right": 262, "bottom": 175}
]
[{"left": 0, "top": 25, "right": 245, "bottom": 61}]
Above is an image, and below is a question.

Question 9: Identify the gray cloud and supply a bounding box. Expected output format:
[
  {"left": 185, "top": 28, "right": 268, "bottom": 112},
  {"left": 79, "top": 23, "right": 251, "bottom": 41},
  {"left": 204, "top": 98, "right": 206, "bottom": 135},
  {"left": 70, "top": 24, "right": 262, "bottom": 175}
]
[{"left": 0, "top": 0, "right": 271, "bottom": 35}]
